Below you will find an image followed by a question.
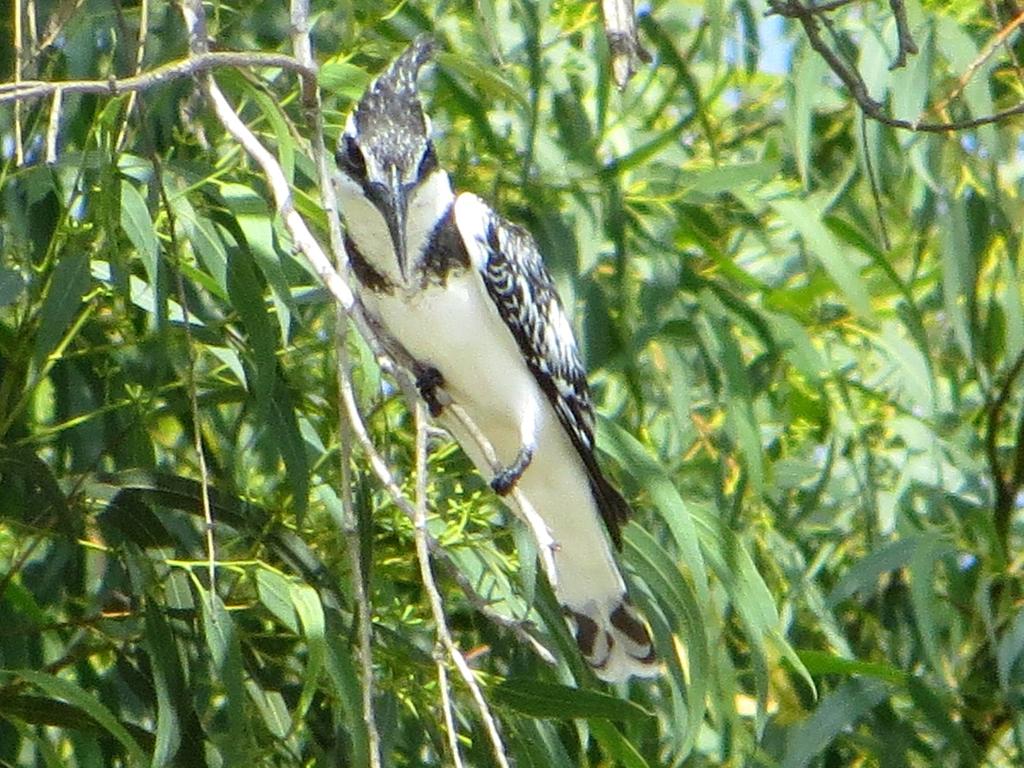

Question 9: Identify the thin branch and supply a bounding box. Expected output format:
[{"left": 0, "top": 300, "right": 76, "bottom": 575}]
[
  {"left": 44, "top": 87, "right": 61, "bottom": 164},
  {"left": 887, "top": 0, "right": 919, "bottom": 70},
  {"left": 35, "top": 0, "right": 86, "bottom": 55},
  {"left": 284, "top": 0, "right": 384, "bottom": 761},
  {"left": 414, "top": 402, "right": 467, "bottom": 768},
  {"left": 336, "top": 311, "right": 383, "bottom": 768},
  {"left": 114, "top": 0, "right": 150, "bottom": 152},
  {"left": 444, "top": 403, "right": 559, "bottom": 587},
  {"left": 13, "top": 0, "right": 25, "bottom": 164},
  {"left": 0, "top": 51, "right": 314, "bottom": 106},
  {"left": 414, "top": 402, "right": 509, "bottom": 768},
  {"left": 767, "top": 0, "right": 1024, "bottom": 133},
  {"left": 930, "top": 7, "right": 1024, "bottom": 118}
]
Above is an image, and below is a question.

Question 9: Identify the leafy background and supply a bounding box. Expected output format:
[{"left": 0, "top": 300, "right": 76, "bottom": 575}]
[{"left": 1, "top": 0, "right": 1023, "bottom": 765}]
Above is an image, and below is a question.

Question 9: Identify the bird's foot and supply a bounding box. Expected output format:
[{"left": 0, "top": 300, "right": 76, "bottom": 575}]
[
  {"left": 490, "top": 444, "right": 534, "bottom": 496},
  {"left": 415, "top": 366, "right": 446, "bottom": 418}
]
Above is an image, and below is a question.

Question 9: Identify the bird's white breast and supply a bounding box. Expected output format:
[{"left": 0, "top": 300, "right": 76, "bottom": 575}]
[{"left": 365, "top": 272, "right": 543, "bottom": 461}]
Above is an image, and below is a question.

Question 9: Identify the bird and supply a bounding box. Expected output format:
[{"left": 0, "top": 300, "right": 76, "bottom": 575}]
[{"left": 334, "top": 35, "right": 658, "bottom": 682}]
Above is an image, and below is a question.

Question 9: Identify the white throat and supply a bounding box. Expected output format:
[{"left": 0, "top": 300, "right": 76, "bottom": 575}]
[{"left": 337, "top": 167, "right": 455, "bottom": 291}]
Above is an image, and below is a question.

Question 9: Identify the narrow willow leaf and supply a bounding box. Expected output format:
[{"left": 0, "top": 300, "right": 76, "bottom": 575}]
[
  {"left": 997, "top": 606, "right": 1024, "bottom": 690},
  {"left": 0, "top": 266, "right": 26, "bottom": 307},
  {"left": 10, "top": 670, "right": 148, "bottom": 765},
  {"left": 144, "top": 602, "right": 183, "bottom": 767},
  {"left": 290, "top": 582, "right": 327, "bottom": 726},
  {"left": 324, "top": 633, "right": 370, "bottom": 767},
  {"left": 624, "top": 526, "right": 707, "bottom": 754},
  {"left": 828, "top": 537, "right": 923, "bottom": 606},
  {"left": 908, "top": 536, "right": 955, "bottom": 676},
  {"left": 791, "top": 44, "right": 826, "bottom": 188},
  {"left": 492, "top": 679, "right": 652, "bottom": 721},
  {"left": 435, "top": 51, "right": 529, "bottom": 109},
  {"left": 257, "top": 567, "right": 299, "bottom": 633},
  {"left": 796, "top": 649, "right": 907, "bottom": 686},
  {"left": 120, "top": 181, "right": 159, "bottom": 287},
  {"left": 590, "top": 719, "right": 653, "bottom": 768},
  {"left": 598, "top": 418, "right": 710, "bottom": 608},
  {"left": 940, "top": 196, "right": 975, "bottom": 361},
  {"left": 198, "top": 586, "right": 251, "bottom": 762},
  {"left": 781, "top": 680, "right": 888, "bottom": 768},
  {"left": 227, "top": 242, "right": 277, "bottom": 405},
  {"left": 31, "top": 251, "right": 90, "bottom": 370},
  {"left": 319, "top": 60, "right": 371, "bottom": 100},
  {"left": 772, "top": 198, "right": 873, "bottom": 318},
  {"left": 269, "top": 374, "right": 309, "bottom": 521},
  {"left": 906, "top": 676, "right": 980, "bottom": 765},
  {"left": 221, "top": 183, "right": 294, "bottom": 344}
]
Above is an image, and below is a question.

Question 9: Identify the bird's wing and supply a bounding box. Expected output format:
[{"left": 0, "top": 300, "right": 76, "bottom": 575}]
[{"left": 453, "top": 193, "right": 631, "bottom": 546}]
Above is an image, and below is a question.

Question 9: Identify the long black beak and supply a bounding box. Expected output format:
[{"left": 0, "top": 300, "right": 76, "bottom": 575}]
[{"left": 380, "top": 167, "right": 409, "bottom": 282}]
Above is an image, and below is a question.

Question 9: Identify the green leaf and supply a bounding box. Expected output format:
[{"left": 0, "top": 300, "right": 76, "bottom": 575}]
[
  {"left": 590, "top": 719, "right": 653, "bottom": 768},
  {"left": 598, "top": 418, "right": 710, "bottom": 609},
  {"left": 319, "top": 61, "right": 371, "bottom": 100},
  {"left": 7, "top": 670, "right": 148, "bottom": 765},
  {"left": 436, "top": 51, "right": 529, "bottom": 110},
  {"left": 492, "top": 679, "right": 653, "bottom": 720},
  {"left": 144, "top": 602, "right": 184, "bottom": 768},
  {"left": 198, "top": 586, "right": 251, "bottom": 761},
  {"left": 120, "top": 181, "right": 160, "bottom": 288},
  {"left": 290, "top": 582, "right": 326, "bottom": 727},
  {"left": 796, "top": 649, "right": 907, "bottom": 686},
  {"left": 0, "top": 266, "right": 26, "bottom": 307},
  {"left": 31, "top": 251, "right": 90, "bottom": 370},
  {"left": 772, "top": 198, "right": 873, "bottom": 318},
  {"left": 781, "top": 680, "right": 888, "bottom": 768}
]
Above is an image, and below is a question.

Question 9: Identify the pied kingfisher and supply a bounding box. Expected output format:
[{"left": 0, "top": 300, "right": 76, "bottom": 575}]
[{"left": 335, "top": 36, "right": 658, "bottom": 682}]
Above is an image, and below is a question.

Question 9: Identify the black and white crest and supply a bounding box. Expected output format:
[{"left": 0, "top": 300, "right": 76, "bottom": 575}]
[{"left": 347, "top": 36, "right": 435, "bottom": 183}]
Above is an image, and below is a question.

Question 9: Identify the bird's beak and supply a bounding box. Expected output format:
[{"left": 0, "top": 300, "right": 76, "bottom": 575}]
[{"left": 381, "top": 167, "right": 409, "bottom": 282}]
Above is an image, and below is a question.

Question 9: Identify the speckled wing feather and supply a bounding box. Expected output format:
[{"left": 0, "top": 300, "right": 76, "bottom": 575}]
[{"left": 474, "top": 206, "right": 632, "bottom": 546}]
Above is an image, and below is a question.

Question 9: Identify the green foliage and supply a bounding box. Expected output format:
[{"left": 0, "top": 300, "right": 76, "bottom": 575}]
[{"left": 1, "top": 0, "right": 1023, "bottom": 765}]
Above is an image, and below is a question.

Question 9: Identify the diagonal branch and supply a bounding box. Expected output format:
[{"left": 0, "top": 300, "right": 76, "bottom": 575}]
[{"left": 767, "top": 0, "right": 1024, "bottom": 132}]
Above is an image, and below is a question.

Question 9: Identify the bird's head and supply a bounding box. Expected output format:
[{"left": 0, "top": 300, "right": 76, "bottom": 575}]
[{"left": 336, "top": 35, "right": 447, "bottom": 283}]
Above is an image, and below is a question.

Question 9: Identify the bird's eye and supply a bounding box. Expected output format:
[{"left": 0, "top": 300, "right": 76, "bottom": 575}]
[
  {"left": 417, "top": 142, "right": 438, "bottom": 177},
  {"left": 336, "top": 135, "right": 368, "bottom": 181}
]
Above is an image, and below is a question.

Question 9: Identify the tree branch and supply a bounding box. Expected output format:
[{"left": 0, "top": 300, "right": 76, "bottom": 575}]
[
  {"left": 767, "top": 0, "right": 1024, "bottom": 132},
  {"left": 414, "top": 402, "right": 510, "bottom": 768},
  {"left": 0, "top": 51, "right": 315, "bottom": 106}
]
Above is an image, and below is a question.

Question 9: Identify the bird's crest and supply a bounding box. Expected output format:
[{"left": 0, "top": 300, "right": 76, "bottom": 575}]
[{"left": 350, "top": 35, "right": 435, "bottom": 175}]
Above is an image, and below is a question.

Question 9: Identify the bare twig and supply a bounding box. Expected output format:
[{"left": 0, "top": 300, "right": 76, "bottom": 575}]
[
  {"left": 114, "top": 0, "right": 150, "bottom": 152},
  {"left": 767, "top": 0, "right": 1024, "bottom": 132},
  {"left": 336, "top": 311, "right": 383, "bottom": 768},
  {"left": 930, "top": 8, "right": 1024, "bottom": 118},
  {"left": 44, "top": 87, "right": 61, "bottom": 164},
  {"left": 36, "top": 0, "right": 86, "bottom": 54},
  {"left": 284, "top": 0, "right": 384, "bottom": 761},
  {"left": 888, "top": 0, "right": 919, "bottom": 70},
  {"left": 444, "top": 403, "right": 559, "bottom": 587},
  {"left": 414, "top": 402, "right": 509, "bottom": 768},
  {"left": 414, "top": 402, "right": 467, "bottom": 768},
  {"left": 0, "top": 51, "right": 314, "bottom": 106},
  {"left": 13, "top": 0, "right": 25, "bottom": 164}
]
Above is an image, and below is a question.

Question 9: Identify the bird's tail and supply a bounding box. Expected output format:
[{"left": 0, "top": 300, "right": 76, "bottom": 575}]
[{"left": 563, "top": 594, "right": 659, "bottom": 683}]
